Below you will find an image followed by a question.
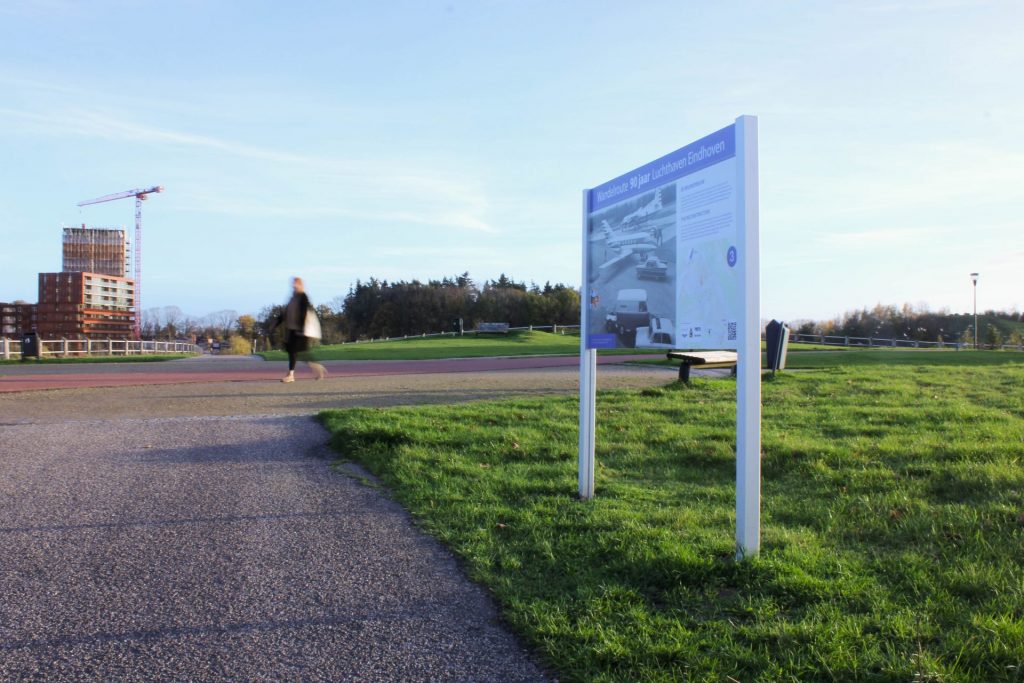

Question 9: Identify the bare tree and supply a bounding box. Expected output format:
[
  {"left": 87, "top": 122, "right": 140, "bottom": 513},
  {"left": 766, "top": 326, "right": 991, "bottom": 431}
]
[
  {"left": 162, "top": 306, "right": 184, "bottom": 340},
  {"left": 210, "top": 309, "right": 238, "bottom": 338},
  {"left": 141, "top": 308, "right": 162, "bottom": 339}
]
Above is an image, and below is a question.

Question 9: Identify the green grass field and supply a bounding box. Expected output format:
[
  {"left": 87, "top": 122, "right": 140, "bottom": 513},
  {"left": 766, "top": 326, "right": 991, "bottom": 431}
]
[
  {"left": 783, "top": 348, "right": 1024, "bottom": 368},
  {"left": 631, "top": 348, "right": 1024, "bottom": 372},
  {"left": 258, "top": 330, "right": 847, "bottom": 362},
  {"left": 320, "top": 355, "right": 1024, "bottom": 682},
  {"left": 259, "top": 330, "right": 580, "bottom": 361}
]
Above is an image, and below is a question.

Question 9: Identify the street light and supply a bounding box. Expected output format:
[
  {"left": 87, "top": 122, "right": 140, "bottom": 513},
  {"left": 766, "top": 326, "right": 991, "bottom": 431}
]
[{"left": 970, "top": 272, "right": 979, "bottom": 349}]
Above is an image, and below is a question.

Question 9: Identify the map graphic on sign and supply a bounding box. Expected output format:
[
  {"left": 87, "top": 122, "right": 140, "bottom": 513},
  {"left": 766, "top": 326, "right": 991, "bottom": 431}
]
[{"left": 675, "top": 155, "right": 739, "bottom": 348}]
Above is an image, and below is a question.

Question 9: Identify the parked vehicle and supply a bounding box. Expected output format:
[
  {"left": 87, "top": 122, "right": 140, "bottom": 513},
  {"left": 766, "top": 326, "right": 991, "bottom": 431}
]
[
  {"left": 635, "top": 256, "right": 668, "bottom": 280},
  {"left": 605, "top": 289, "right": 650, "bottom": 338},
  {"left": 635, "top": 317, "right": 675, "bottom": 349}
]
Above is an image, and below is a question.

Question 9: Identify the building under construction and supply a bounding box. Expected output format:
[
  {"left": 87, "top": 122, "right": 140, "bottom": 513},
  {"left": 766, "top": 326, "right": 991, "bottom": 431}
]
[
  {"left": 62, "top": 225, "right": 128, "bottom": 277},
  {"left": 3, "top": 223, "right": 140, "bottom": 340}
]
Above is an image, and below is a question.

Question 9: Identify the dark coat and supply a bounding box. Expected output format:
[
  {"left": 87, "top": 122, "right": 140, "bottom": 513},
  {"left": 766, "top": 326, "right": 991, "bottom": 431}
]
[
  {"left": 274, "top": 292, "right": 312, "bottom": 353},
  {"left": 276, "top": 292, "right": 311, "bottom": 332}
]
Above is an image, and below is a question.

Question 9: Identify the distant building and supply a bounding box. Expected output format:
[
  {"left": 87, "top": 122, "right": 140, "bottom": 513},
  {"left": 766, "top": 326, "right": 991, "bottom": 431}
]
[
  {"left": 62, "top": 225, "right": 128, "bottom": 277},
  {"left": 0, "top": 301, "right": 38, "bottom": 335},
  {"left": 2, "top": 225, "right": 138, "bottom": 339},
  {"left": 36, "top": 272, "right": 136, "bottom": 339}
]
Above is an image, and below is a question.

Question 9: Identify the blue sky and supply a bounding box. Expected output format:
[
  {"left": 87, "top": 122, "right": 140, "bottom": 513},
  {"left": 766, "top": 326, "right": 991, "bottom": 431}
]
[{"left": 1, "top": 0, "right": 1020, "bottom": 322}]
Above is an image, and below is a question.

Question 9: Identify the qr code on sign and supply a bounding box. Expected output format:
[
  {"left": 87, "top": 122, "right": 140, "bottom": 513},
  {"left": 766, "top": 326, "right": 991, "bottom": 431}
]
[{"left": 727, "top": 322, "right": 737, "bottom": 341}]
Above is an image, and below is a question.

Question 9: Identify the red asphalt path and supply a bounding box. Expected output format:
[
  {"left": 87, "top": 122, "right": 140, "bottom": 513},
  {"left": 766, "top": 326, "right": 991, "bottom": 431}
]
[{"left": 0, "top": 355, "right": 657, "bottom": 394}]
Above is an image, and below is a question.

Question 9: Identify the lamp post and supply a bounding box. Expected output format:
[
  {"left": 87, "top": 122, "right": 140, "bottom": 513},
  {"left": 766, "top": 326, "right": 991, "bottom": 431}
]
[{"left": 970, "top": 272, "right": 979, "bottom": 349}]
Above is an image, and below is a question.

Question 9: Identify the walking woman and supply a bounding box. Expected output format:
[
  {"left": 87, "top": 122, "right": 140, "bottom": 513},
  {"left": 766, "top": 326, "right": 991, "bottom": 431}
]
[{"left": 273, "top": 277, "right": 327, "bottom": 383}]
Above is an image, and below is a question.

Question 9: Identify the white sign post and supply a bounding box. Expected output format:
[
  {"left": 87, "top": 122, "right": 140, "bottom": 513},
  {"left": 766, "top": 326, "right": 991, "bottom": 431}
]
[
  {"left": 579, "top": 115, "right": 761, "bottom": 558},
  {"left": 579, "top": 191, "right": 597, "bottom": 501},
  {"left": 734, "top": 115, "right": 761, "bottom": 559}
]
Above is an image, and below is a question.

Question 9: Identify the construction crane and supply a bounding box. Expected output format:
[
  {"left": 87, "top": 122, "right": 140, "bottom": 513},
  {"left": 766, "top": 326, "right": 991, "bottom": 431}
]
[{"left": 78, "top": 186, "right": 164, "bottom": 339}]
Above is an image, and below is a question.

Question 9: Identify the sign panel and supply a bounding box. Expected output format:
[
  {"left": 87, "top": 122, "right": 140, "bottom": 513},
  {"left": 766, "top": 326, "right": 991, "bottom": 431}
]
[
  {"left": 580, "top": 115, "right": 761, "bottom": 558},
  {"left": 584, "top": 124, "right": 740, "bottom": 350}
]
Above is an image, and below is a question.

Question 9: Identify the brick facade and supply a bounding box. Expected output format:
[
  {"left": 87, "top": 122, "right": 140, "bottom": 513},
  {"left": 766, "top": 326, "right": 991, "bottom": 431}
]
[
  {"left": 0, "top": 302, "right": 38, "bottom": 335},
  {"left": 36, "top": 272, "right": 136, "bottom": 339}
]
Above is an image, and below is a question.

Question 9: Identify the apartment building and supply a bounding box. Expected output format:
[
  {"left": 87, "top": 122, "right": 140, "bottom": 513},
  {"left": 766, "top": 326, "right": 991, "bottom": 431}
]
[
  {"left": 0, "top": 301, "right": 38, "bottom": 335},
  {"left": 36, "top": 272, "right": 136, "bottom": 339}
]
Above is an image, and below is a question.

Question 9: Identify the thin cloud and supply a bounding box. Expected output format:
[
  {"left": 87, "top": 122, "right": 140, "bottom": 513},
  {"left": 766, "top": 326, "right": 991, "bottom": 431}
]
[
  {"left": 855, "top": 0, "right": 985, "bottom": 11},
  {"left": 792, "top": 141, "right": 1024, "bottom": 223},
  {"left": 762, "top": 256, "right": 838, "bottom": 269},
  {"left": 818, "top": 226, "right": 938, "bottom": 249},
  {"left": 376, "top": 245, "right": 498, "bottom": 259},
  {"left": 0, "top": 107, "right": 333, "bottom": 167},
  {"left": 0, "top": 103, "right": 494, "bottom": 234},
  {"left": 0, "top": 72, "right": 86, "bottom": 96},
  {"left": 989, "top": 249, "right": 1024, "bottom": 267},
  {"left": 168, "top": 198, "right": 496, "bottom": 233}
]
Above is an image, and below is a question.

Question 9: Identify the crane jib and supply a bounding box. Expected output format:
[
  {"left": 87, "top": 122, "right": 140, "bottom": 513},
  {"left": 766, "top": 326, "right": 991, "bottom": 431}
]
[
  {"left": 74, "top": 185, "right": 163, "bottom": 340},
  {"left": 77, "top": 186, "right": 163, "bottom": 207}
]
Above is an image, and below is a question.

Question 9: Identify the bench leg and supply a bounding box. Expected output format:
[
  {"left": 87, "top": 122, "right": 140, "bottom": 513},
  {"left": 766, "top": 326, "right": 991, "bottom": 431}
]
[{"left": 678, "top": 364, "right": 691, "bottom": 382}]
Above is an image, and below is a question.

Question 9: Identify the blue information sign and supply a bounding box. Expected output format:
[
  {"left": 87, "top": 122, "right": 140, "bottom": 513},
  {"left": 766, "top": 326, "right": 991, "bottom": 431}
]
[{"left": 583, "top": 124, "right": 741, "bottom": 350}]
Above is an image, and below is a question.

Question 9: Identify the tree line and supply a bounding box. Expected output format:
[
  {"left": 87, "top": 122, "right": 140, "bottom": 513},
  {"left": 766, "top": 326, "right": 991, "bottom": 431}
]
[
  {"left": 142, "top": 293, "right": 1021, "bottom": 351},
  {"left": 793, "top": 303, "right": 1024, "bottom": 347},
  {"left": 256, "top": 273, "right": 581, "bottom": 347}
]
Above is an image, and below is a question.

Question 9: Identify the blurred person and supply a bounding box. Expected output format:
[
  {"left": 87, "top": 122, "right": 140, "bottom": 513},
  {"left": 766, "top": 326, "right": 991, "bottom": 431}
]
[{"left": 272, "top": 277, "right": 327, "bottom": 383}]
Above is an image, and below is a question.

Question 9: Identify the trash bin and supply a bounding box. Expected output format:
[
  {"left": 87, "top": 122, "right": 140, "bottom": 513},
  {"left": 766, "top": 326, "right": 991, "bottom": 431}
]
[
  {"left": 765, "top": 319, "right": 789, "bottom": 372},
  {"left": 21, "top": 331, "right": 39, "bottom": 360}
]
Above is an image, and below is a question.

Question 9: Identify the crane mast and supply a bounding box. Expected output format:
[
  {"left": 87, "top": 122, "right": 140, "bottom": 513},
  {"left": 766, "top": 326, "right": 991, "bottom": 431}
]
[{"left": 77, "top": 186, "right": 163, "bottom": 339}]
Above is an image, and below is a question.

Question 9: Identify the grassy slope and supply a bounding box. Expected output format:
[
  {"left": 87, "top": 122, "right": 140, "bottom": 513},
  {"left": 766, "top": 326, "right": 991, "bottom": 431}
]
[
  {"left": 628, "top": 348, "right": 1024, "bottom": 372},
  {"left": 977, "top": 314, "right": 1024, "bottom": 338},
  {"left": 259, "top": 330, "right": 677, "bottom": 361},
  {"left": 320, "top": 357, "right": 1024, "bottom": 682},
  {"left": 259, "top": 330, "right": 578, "bottom": 361},
  {"left": 784, "top": 348, "right": 1024, "bottom": 368},
  {"left": 259, "top": 331, "right": 842, "bottom": 362}
]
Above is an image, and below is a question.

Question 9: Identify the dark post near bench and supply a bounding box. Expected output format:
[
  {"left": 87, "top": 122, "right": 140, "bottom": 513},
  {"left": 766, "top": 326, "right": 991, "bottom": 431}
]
[
  {"left": 21, "top": 330, "right": 39, "bottom": 361},
  {"left": 765, "top": 319, "right": 789, "bottom": 374}
]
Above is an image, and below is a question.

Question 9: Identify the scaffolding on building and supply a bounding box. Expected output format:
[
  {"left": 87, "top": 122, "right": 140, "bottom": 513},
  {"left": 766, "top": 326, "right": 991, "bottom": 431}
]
[{"left": 62, "top": 225, "right": 129, "bottom": 278}]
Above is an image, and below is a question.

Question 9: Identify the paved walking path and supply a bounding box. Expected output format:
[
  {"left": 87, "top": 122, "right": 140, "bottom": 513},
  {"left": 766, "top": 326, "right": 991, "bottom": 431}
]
[
  {"left": 0, "top": 353, "right": 661, "bottom": 393},
  {"left": 0, "top": 356, "right": 677, "bottom": 681},
  {"left": 1, "top": 414, "right": 551, "bottom": 681}
]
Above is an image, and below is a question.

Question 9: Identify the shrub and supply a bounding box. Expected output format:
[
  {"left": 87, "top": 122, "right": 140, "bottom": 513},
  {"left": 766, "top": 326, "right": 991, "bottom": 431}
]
[{"left": 225, "top": 336, "right": 252, "bottom": 355}]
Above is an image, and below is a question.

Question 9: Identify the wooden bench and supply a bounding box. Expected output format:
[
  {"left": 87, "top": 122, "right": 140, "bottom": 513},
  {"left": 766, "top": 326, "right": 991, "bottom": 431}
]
[
  {"left": 666, "top": 350, "right": 738, "bottom": 382},
  {"left": 474, "top": 322, "right": 510, "bottom": 334}
]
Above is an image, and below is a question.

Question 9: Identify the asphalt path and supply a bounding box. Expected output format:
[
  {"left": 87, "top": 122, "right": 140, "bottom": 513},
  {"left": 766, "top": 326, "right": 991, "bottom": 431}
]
[
  {"left": 0, "top": 353, "right": 663, "bottom": 393},
  {"left": 0, "top": 355, "right": 680, "bottom": 681}
]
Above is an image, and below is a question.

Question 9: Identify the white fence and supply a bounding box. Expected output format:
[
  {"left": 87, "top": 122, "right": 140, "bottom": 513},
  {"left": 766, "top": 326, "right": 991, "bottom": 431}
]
[
  {"left": 789, "top": 333, "right": 1024, "bottom": 352},
  {"left": 335, "top": 327, "right": 1023, "bottom": 352},
  {"left": 1, "top": 337, "right": 200, "bottom": 360}
]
